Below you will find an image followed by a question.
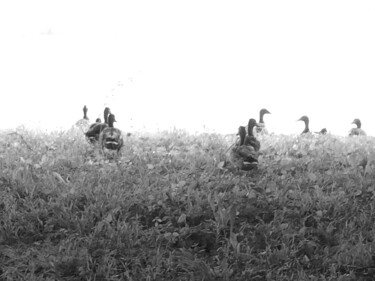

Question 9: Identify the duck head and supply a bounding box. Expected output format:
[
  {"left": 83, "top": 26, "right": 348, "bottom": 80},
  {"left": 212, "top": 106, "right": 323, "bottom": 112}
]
[
  {"left": 352, "top": 119, "right": 361, "bottom": 128},
  {"left": 83, "top": 105, "right": 88, "bottom": 119},
  {"left": 298, "top": 116, "right": 309, "bottom": 124},
  {"left": 95, "top": 118, "right": 101, "bottom": 123},
  {"left": 104, "top": 107, "right": 111, "bottom": 124},
  {"left": 108, "top": 114, "right": 117, "bottom": 127},
  {"left": 259, "top": 109, "right": 271, "bottom": 123}
]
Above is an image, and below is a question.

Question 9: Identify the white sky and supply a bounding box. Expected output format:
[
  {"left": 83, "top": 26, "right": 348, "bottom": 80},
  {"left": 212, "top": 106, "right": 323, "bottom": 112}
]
[{"left": 1, "top": 1, "right": 374, "bottom": 135}]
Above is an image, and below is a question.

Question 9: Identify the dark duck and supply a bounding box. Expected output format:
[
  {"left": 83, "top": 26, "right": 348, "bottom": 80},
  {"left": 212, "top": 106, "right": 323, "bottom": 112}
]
[
  {"left": 349, "top": 118, "right": 366, "bottom": 136},
  {"left": 88, "top": 118, "right": 102, "bottom": 130},
  {"left": 75, "top": 105, "right": 91, "bottom": 132},
  {"left": 255, "top": 108, "right": 271, "bottom": 134},
  {"left": 85, "top": 107, "right": 111, "bottom": 143},
  {"left": 245, "top": 118, "right": 261, "bottom": 152},
  {"left": 298, "top": 116, "right": 310, "bottom": 134},
  {"left": 315, "top": 128, "right": 327, "bottom": 135},
  {"left": 99, "top": 113, "right": 123, "bottom": 153},
  {"left": 229, "top": 126, "right": 259, "bottom": 171}
]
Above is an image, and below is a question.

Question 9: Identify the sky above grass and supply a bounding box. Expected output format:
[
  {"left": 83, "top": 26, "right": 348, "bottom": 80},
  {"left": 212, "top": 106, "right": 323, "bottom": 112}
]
[{"left": 1, "top": 1, "right": 374, "bottom": 135}]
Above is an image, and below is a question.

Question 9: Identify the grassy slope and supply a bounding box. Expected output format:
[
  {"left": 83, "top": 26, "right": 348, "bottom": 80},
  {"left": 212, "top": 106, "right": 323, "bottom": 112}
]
[{"left": 1, "top": 127, "right": 375, "bottom": 280}]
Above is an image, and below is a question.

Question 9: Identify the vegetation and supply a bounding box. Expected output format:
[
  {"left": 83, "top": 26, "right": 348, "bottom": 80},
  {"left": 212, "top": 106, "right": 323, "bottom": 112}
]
[{"left": 1, "top": 127, "right": 375, "bottom": 280}]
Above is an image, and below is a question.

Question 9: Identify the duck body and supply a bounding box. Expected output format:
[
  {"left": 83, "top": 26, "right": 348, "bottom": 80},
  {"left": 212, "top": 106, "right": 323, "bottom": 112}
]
[
  {"left": 99, "top": 114, "right": 123, "bottom": 153},
  {"left": 85, "top": 108, "right": 110, "bottom": 143},
  {"left": 298, "top": 115, "right": 310, "bottom": 134},
  {"left": 88, "top": 118, "right": 102, "bottom": 130},
  {"left": 349, "top": 119, "right": 366, "bottom": 136},
  {"left": 86, "top": 123, "right": 108, "bottom": 143},
  {"left": 229, "top": 125, "right": 259, "bottom": 171},
  {"left": 255, "top": 108, "right": 271, "bottom": 134}
]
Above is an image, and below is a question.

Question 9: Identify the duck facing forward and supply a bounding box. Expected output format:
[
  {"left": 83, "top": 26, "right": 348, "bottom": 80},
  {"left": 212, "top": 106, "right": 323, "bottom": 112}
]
[
  {"left": 99, "top": 114, "right": 123, "bottom": 153},
  {"left": 229, "top": 126, "right": 259, "bottom": 171},
  {"left": 85, "top": 107, "right": 111, "bottom": 143},
  {"left": 255, "top": 108, "right": 271, "bottom": 134},
  {"left": 349, "top": 119, "right": 366, "bottom": 136},
  {"left": 298, "top": 116, "right": 310, "bottom": 134}
]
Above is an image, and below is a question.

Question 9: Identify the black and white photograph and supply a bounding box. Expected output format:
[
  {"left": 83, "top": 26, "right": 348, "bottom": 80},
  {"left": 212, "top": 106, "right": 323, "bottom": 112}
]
[{"left": 1, "top": 1, "right": 375, "bottom": 280}]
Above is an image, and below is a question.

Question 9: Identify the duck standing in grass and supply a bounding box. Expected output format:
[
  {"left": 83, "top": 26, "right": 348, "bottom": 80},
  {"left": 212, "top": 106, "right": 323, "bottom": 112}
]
[
  {"left": 349, "top": 119, "right": 366, "bottom": 136},
  {"left": 75, "top": 105, "right": 91, "bottom": 132},
  {"left": 229, "top": 126, "right": 259, "bottom": 171},
  {"left": 255, "top": 108, "right": 271, "bottom": 134},
  {"left": 85, "top": 107, "right": 111, "bottom": 143},
  {"left": 99, "top": 113, "right": 123, "bottom": 154},
  {"left": 245, "top": 118, "right": 261, "bottom": 152},
  {"left": 88, "top": 118, "right": 102, "bottom": 131},
  {"left": 315, "top": 128, "right": 327, "bottom": 135},
  {"left": 298, "top": 116, "right": 310, "bottom": 134}
]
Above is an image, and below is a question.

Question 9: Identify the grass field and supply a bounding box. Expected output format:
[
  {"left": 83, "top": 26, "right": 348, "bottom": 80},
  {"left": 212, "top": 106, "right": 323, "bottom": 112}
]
[{"left": 1, "top": 127, "right": 375, "bottom": 280}]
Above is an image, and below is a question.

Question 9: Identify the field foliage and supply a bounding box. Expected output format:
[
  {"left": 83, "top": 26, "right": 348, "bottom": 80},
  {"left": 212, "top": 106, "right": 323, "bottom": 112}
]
[{"left": 1, "top": 127, "right": 375, "bottom": 280}]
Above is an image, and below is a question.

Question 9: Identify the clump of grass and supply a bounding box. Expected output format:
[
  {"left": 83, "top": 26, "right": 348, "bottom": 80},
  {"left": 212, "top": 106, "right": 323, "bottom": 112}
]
[{"left": 1, "top": 127, "right": 375, "bottom": 280}]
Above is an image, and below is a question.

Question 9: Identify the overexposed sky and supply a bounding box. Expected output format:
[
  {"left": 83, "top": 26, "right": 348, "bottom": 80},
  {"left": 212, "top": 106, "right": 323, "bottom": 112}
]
[{"left": 1, "top": 1, "right": 374, "bottom": 135}]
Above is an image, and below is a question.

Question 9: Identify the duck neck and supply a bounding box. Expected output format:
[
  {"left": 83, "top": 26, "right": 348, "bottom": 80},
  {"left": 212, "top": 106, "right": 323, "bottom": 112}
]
[
  {"left": 357, "top": 122, "right": 361, "bottom": 128},
  {"left": 304, "top": 120, "right": 309, "bottom": 133},
  {"left": 83, "top": 111, "right": 88, "bottom": 120},
  {"left": 248, "top": 124, "right": 255, "bottom": 137},
  {"left": 104, "top": 113, "right": 109, "bottom": 124},
  {"left": 239, "top": 131, "right": 245, "bottom": 145},
  {"left": 259, "top": 112, "right": 265, "bottom": 124}
]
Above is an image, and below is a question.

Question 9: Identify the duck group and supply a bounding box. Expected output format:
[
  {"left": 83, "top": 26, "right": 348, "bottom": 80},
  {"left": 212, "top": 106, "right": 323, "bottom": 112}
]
[
  {"left": 77, "top": 105, "right": 367, "bottom": 166},
  {"left": 229, "top": 115, "right": 263, "bottom": 171},
  {"left": 229, "top": 125, "right": 259, "bottom": 171},
  {"left": 83, "top": 106, "right": 123, "bottom": 154},
  {"left": 228, "top": 108, "right": 367, "bottom": 171},
  {"left": 297, "top": 115, "right": 366, "bottom": 137},
  {"left": 85, "top": 107, "right": 111, "bottom": 143}
]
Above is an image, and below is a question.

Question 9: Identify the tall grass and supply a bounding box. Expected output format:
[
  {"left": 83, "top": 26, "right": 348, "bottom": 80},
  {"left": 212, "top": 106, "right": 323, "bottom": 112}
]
[{"left": 1, "top": 127, "right": 375, "bottom": 280}]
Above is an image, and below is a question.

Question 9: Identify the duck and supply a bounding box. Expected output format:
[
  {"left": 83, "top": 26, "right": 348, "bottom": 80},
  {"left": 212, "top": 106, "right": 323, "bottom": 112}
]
[
  {"left": 315, "top": 128, "right": 327, "bottom": 135},
  {"left": 245, "top": 118, "right": 261, "bottom": 152},
  {"left": 88, "top": 118, "right": 102, "bottom": 130},
  {"left": 298, "top": 116, "right": 310, "bottom": 134},
  {"left": 255, "top": 108, "right": 271, "bottom": 134},
  {"left": 99, "top": 113, "right": 123, "bottom": 153},
  {"left": 85, "top": 107, "right": 111, "bottom": 143},
  {"left": 75, "top": 105, "right": 91, "bottom": 132},
  {"left": 349, "top": 119, "right": 366, "bottom": 136},
  {"left": 229, "top": 126, "right": 258, "bottom": 171}
]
